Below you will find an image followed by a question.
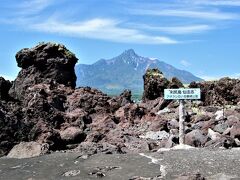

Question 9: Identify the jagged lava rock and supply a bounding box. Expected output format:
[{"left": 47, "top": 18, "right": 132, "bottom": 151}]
[
  {"left": 66, "top": 87, "right": 110, "bottom": 111},
  {"left": 9, "top": 42, "right": 78, "bottom": 101},
  {"left": 0, "top": 43, "right": 78, "bottom": 155},
  {"left": 142, "top": 69, "right": 185, "bottom": 102},
  {"left": 0, "top": 77, "right": 12, "bottom": 100},
  {"left": 60, "top": 126, "right": 86, "bottom": 143},
  {"left": 2, "top": 42, "right": 240, "bottom": 157},
  {"left": 142, "top": 68, "right": 169, "bottom": 101},
  {"left": 141, "top": 69, "right": 184, "bottom": 114},
  {"left": 185, "top": 129, "right": 208, "bottom": 147},
  {"left": 168, "top": 77, "right": 184, "bottom": 88},
  {"left": 189, "top": 77, "right": 240, "bottom": 106}
]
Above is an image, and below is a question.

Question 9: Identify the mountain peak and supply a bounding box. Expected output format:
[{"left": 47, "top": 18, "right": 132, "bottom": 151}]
[
  {"left": 76, "top": 50, "right": 203, "bottom": 94},
  {"left": 121, "top": 49, "right": 138, "bottom": 57},
  {"left": 124, "top": 49, "right": 135, "bottom": 53}
]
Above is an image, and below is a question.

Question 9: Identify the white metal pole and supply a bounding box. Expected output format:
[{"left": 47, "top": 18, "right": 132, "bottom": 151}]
[{"left": 179, "top": 100, "right": 185, "bottom": 145}]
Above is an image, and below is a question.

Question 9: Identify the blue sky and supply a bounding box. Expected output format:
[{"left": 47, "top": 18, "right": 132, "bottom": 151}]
[{"left": 0, "top": 0, "right": 240, "bottom": 80}]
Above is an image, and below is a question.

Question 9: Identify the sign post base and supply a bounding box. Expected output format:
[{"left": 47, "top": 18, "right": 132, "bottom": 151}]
[
  {"left": 179, "top": 100, "right": 185, "bottom": 145},
  {"left": 164, "top": 88, "right": 201, "bottom": 146}
]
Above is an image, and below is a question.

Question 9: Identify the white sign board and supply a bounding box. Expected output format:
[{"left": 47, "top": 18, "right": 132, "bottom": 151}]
[{"left": 164, "top": 88, "right": 201, "bottom": 100}]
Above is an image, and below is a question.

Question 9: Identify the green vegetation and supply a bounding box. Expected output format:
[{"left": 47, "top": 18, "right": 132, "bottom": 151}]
[
  {"left": 37, "top": 42, "right": 76, "bottom": 59},
  {"left": 145, "top": 68, "right": 164, "bottom": 78},
  {"left": 56, "top": 43, "right": 76, "bottom": 59}
]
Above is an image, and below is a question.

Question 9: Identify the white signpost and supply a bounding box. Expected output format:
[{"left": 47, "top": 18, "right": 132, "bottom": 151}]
[
  {"left": 164, "top": 88, "right": 201, "bottom": 100},
  {"left": 164, "top": 88, "right": 201, "bottom": 145}
]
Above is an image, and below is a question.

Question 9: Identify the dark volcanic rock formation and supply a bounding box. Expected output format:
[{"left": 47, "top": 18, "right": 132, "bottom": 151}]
[
  {"left": 9, "top": 42, "right": 78, "bottom": 101},
  {"left": 142, "top": 69, "right": 184, "bottom": 102},
  {"left": 189, "top": 77, "right": 240, "bottom": 106},
  {"left": 0, "top": 77, "right": 12, "bottom": 100},
  {"left": 1, "top": 43, "right": 240, "bottom": 158},
  {"left": 142, "top": 68, "right": 169, "bottom": 101},
  {"left": 0, "top": 43, "right": 136, "bottom": 156},
  {"left": 169, "top": 77, "right": 184, "bottom": 89},
  {"left": 0, "top": 43, "right": 80, "bottom": 155}
]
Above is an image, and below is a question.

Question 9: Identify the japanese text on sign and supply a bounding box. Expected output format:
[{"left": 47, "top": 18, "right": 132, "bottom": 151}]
[{"left": 164, "top": 88, "right": 201, "bottom": 100}]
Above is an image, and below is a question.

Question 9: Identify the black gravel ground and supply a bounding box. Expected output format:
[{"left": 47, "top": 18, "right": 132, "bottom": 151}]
[{"left": 1, "top": 148, "right": 240, "bottom": 180}]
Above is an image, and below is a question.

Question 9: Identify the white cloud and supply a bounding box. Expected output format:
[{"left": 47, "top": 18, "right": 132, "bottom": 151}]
[
  {"left": 31, "top": 18, "right": 178, "bottom": 44},
  {"left": 190, "top": 0, "right": 240, "bottom": 6},
  {"left": 17, "top": 0, "right": 53, "bottom": 15},
  {"left": 131, "top": 9, "right": 239, "bottom": 20},
  {"left": 180, "top": 60, "right": 191, "bottom": 67},
  {"left": 0, "top": 0, "right": 54, "bottom": 24},
  {"left": 2, "top": 0, "right": 239, "bottom": 45},
  {"left": 132, "top": 24, "right": 213, "bottom": 34}
]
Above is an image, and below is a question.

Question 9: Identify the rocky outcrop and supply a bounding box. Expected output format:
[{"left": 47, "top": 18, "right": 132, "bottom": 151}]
[
  {"left": 0, "top": 43, "right": 77, "bottom": 155},
  {"left": 142, "top": 69, "right": 184, "bottom": 102},
  {"left": 0, "top": 43, "right": 138, "bottom": 156},
  {"left": 0, "top": 77, "right": 12, "bottom": 100},
  {"left": 9, "top": 42, "right": 78, "bottom": 101},
  {"left": 168, "top": 77, "right": 184, "bottom": 89},
  {"left": 189, "top": 77, "right": 240, "bottom": 106},
  {"left": 142, "top": 68, "right": 169, "bottom": 102}
]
